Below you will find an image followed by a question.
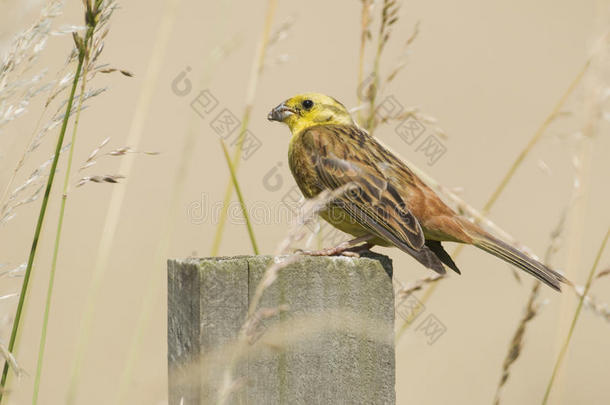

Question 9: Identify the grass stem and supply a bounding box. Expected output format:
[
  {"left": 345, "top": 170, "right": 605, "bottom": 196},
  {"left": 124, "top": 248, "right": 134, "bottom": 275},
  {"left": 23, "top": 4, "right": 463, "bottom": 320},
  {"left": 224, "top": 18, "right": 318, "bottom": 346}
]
[
  {"left": 209, "top": 0, "right": 277, "bottom": 256},
  {"left": 0, "top": 28, "right": 86, "bottom": 404},
  {"left": 113, "top": 23, "right": 239, "bottom": 404},
  {"left": 31, "top": 23, "right": 94, "bottom": 405},
  {"left": 220, "top": 140, "right": 259, "bottom": 254},
  {"left": 541, "top": 228, "right": 609, "bottom": 404},
  {"left": 64, "top": 0, "right": 181, "bottom": 402},
  {"left": 395, "top": 60, "right": 590, "bottom": 342},
  {"left": 356, "top": 0, "right": 372, "bottom": 125},
  {"left": 481, "top": 59, "right": 590, "bottom": 215}
]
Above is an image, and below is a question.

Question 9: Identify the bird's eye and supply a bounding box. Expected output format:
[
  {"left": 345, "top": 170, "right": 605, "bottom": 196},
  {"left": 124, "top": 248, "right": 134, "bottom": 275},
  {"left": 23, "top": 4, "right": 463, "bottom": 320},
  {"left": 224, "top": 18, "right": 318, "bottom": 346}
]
[{"left": 302, "top": 99, "right": 314, "bottom": 109}]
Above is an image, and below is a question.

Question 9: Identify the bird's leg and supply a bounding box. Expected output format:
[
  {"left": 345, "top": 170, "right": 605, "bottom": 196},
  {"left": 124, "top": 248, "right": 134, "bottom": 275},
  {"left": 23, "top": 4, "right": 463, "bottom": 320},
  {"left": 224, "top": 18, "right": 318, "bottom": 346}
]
[{"left": 296, "top": 235, "right": 374, "bottom": 257}]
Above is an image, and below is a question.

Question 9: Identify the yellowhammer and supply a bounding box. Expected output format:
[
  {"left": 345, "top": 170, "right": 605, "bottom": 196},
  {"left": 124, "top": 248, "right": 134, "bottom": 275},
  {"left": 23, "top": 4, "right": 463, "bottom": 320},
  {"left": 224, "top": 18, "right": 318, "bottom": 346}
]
[{"left": 268, "top": 92, "right": 566, "bottom": 291}]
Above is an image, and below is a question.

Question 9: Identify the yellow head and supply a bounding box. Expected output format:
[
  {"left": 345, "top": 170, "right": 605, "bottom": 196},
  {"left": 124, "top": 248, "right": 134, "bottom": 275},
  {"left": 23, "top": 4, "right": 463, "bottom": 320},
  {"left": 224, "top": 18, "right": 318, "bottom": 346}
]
[{"left": 267, "top": 93, "right": 355, "bottom": 134}]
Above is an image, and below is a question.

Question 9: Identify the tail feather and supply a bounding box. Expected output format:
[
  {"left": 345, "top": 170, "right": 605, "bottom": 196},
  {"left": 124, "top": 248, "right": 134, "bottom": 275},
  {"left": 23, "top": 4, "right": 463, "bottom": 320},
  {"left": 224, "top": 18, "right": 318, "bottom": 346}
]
[
  {"left": 472, "top": 233, "right": 566, "bottom": 291},
  {"left": 425, "top": 240, "right": 461, "bottom": 274}
]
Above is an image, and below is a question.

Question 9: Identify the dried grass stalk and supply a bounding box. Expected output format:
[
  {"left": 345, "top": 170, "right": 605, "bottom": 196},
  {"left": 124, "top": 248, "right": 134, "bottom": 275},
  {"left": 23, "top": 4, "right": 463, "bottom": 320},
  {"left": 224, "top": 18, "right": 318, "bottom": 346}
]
[
  {"left": 75, "top": 174, "right": 125, "bottom": 187},
  {"left": 210, "top": 0, "right": 278, "bottom": 256},
  {"left": 217, "top": 183, "right": 357, "bottom": 404},
  {"left": 542, "top": 229, "right": 610, "bottom": 404}
]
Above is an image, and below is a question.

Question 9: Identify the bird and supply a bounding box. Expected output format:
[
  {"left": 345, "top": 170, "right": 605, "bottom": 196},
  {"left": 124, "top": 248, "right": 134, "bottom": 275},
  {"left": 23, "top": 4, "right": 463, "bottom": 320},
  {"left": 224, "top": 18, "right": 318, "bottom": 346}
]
[{"left": 267, "top": 92, "right": 567, "bottom": 291}]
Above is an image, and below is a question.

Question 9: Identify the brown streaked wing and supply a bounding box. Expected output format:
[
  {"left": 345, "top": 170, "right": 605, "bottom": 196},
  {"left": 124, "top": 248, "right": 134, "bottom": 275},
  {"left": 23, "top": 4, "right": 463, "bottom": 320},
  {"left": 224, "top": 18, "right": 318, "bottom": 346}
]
[{"left": 303, "top": 126, "right": 425, "bottom": 252}]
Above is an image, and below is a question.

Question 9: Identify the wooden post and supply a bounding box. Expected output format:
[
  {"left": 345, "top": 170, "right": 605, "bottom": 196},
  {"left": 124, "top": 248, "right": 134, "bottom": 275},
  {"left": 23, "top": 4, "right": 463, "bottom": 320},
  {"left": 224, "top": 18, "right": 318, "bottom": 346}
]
[{"left": 168, "top": 253, "right": 395, "bottom": 404}]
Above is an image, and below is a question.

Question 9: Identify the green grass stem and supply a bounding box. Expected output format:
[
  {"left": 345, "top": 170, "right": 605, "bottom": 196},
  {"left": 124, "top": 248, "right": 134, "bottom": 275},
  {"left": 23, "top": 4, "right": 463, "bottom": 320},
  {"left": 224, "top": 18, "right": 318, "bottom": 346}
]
[
  {"left": 220, "top": 140, "right": 259, "bottom": 254},
  {"left": 0, "top": 26, "right": 87, "bottom": 405}
]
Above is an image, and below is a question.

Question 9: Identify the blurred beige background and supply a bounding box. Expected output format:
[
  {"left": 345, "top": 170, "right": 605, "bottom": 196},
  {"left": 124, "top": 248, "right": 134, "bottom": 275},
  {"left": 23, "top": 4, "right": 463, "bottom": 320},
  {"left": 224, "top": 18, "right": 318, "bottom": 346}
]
[{"left": 1, "top": 0, "right": 609, "bottom": 404}]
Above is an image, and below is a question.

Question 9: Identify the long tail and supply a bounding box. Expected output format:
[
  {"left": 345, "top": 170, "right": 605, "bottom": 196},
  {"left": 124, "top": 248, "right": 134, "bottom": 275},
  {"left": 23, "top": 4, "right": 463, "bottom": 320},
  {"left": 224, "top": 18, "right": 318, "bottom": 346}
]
[{"left": 468, "top": 229, "right": 567, "bottom": 291}]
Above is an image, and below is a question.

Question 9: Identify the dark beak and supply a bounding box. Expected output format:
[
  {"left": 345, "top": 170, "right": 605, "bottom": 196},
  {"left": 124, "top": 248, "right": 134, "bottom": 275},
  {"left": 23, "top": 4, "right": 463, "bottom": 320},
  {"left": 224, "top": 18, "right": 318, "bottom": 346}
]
[{"left": 267, "top": 103, "right": 296, "bottom": 122}]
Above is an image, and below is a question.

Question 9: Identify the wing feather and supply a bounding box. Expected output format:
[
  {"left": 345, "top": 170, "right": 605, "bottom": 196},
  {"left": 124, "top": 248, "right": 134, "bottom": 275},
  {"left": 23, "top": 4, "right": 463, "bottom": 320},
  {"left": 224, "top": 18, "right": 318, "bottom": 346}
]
[{"left": 306, "top": 127, "right": 426, "bottom": 252}]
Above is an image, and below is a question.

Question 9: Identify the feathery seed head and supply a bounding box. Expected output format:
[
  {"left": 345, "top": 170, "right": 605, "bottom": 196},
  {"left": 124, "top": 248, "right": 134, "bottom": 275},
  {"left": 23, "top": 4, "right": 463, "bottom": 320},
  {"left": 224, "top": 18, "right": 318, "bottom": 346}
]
[{"left": 268, "top": 92, "right": 354, "bottom": 134}]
